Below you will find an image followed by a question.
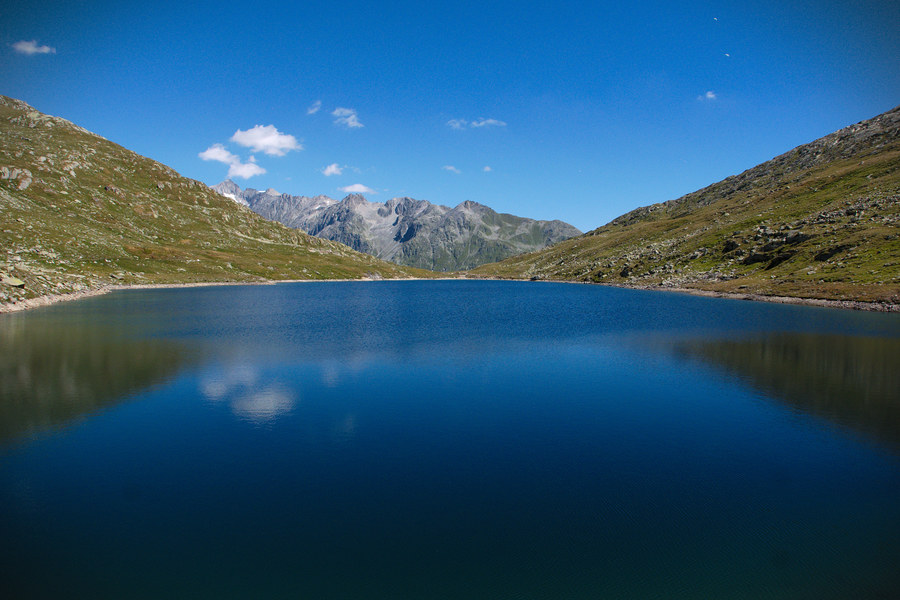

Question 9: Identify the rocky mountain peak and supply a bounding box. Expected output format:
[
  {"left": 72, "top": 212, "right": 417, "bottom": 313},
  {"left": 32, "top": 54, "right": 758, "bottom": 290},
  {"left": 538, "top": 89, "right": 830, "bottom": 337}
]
[
  {"left": 341, "top": 194, "right": 368, "bottom": 207},
  {"left": 213, "top": 179, "right": 242, "bottom": 196},
  {"left": 453, "top": 199, "right": 487, "bottom": 214},
  {"left": 211, "top": 179, "right": 249, "bottom": 205}
]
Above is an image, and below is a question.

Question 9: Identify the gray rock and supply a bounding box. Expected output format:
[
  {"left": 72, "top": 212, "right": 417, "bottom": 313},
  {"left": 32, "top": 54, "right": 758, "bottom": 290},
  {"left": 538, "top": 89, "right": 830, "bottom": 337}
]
[{"left": 1, "top": 274, "right": 26, "bottom": 288}]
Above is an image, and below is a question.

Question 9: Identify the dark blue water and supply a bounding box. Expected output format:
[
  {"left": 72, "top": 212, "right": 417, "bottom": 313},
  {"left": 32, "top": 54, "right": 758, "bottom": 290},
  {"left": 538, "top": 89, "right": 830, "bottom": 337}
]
[{"left": 1, "top": 280, "right": 899, "bottom": 599}]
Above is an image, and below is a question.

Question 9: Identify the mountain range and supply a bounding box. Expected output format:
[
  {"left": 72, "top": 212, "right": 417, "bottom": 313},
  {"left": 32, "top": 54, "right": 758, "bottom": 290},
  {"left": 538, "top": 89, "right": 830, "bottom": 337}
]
[
  {"left": 212, "top": 181, "right": 581, "bottom": 271},
  {"left": 471, "top": 105, "right": 900, "bottom": 306}
]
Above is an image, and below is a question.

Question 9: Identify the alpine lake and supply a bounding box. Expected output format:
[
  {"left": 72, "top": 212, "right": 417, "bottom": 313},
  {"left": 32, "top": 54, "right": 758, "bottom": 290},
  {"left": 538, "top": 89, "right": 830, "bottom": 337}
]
[{"left": 1, "top": 280, "right": 898, "bottom": 599}]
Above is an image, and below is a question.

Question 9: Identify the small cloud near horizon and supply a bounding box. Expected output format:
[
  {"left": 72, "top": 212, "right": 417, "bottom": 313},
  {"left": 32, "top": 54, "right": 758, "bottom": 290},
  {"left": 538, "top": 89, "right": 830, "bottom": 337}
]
[
  {"left": 698, "top": 90, "right": 717, "bottom": 101},
  {"left": 471, "top": 118, "right": 506, "bottom": 128},
  {"left": 307, "top": 100, "right": 322, "bottom": 115},
  {"left": 340, "top": 183, "right": 375, "bottom": 194},
  {"left": 483, "top": 166, "right": 492, "bottom": 172},
  {"left": 230, "top": 125, "right": 301, "bottom": 156},
  {"left": 333, "top": 107, "right": 364, "bottom": 128},
  {"left": 12, "top": 40, "right": 56, "bottom": 55},
  {"left": 199, "top": 144, "right": 265, "bottom": 179},
  {"left": 443, "top": 165, "right": 461, "bottom": 174},
  {"left": 322, "top": 163, "right": 343, "bottom": 176},
  {"left": 447, "top": 117, "right": 506, "bottom": 129}
]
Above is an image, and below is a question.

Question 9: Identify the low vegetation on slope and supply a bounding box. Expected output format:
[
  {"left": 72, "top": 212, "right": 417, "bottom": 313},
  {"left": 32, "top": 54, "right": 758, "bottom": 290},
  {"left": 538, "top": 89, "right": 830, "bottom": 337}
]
[
  {"left": 0, "top": 96, "right": 431, "bottom": 308},
  {"left": 472, "top": 106, "right": 900, "bottom": 305}
]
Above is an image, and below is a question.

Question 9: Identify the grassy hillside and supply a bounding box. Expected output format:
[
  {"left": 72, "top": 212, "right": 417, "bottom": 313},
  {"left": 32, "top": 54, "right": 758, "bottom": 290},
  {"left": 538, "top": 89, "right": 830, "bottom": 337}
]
[
  {"left": 0, "top": 96, "right": 432, "bottom": 308},
  {"left": 472, "top": 106, "right": 900, "bottom": 306}
]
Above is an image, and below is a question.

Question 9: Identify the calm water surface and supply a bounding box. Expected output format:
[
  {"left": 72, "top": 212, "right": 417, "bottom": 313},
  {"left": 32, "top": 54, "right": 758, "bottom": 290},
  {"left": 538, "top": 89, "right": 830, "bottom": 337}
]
[{"left": 1, "top": 280, "right": 899, "bottom": 599}]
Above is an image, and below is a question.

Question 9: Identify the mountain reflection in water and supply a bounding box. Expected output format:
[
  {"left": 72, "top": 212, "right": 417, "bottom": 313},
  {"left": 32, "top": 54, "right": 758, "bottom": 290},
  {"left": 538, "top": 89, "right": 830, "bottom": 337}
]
[
  {"left": 674, "top": 333, "right": 900, "bottom": 453},
  {"left": 0, "top": 316, "right": 189, "bottom": 444}
]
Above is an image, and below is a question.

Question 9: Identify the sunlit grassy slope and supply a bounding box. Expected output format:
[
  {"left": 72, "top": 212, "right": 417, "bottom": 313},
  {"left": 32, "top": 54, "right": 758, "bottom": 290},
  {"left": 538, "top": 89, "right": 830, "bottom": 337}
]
[
  {"left": 472, "top": 106, "right": 900, "bottom": 305},
  {"left": 0, "top": 96, "right": 434, "bottom": 306}
]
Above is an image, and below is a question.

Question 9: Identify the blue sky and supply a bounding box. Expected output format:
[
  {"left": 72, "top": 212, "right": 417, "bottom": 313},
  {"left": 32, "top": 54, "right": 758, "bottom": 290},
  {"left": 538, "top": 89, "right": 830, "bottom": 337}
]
[{"left": 3, "top": 0, "right": 898, "bottom": 231}]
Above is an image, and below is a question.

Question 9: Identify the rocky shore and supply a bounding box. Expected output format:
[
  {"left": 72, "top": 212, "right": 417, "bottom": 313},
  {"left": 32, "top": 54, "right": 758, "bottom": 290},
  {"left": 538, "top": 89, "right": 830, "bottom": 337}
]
[{"left": 622, "top": 284, "right": 900, "bottom": 313}]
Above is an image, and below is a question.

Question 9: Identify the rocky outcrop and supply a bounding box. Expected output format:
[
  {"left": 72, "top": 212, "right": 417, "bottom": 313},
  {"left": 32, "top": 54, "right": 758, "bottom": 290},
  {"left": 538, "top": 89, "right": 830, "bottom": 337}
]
[{"left": 0, "top": 166, "right": 32, "bottom": 190}]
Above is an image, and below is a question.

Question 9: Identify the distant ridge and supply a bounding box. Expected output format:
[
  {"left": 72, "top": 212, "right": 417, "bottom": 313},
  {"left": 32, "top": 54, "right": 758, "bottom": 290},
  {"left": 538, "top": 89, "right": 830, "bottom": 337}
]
[
  {"left": 472, "top": 105, "right": 900, "bottom": 306},
  {"left": 214, "top": 182, "right": 582, "bottom": 271}
]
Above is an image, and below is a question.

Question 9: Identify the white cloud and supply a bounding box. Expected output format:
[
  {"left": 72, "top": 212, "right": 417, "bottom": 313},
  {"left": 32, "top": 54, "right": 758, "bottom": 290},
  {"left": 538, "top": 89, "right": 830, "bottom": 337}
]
[
  {"left": 322, "top": 163, "right": 343, "bottom": 176},
  {"left": 698, "top": 91, "right": 717, "bottom": 101},
  {"left": 307, "top": 100, "right": 322, "bottom": 115},
  {"left": 470, "top": 118, "right": 507, "bottom": 128},
  {"left": 340, "top": 183, "right": 376, "bottom": 194},
  {"left": 230, "top": 125, "right": 301, "bottom": 156},
  {"left": 332, "top": 107, "right": 364, "bottom": 128},
  {"left": 198, "top": 143, "right": 237, "bottom": 164},
  {"left": 448, "top": 117, "right": 506, "bottom": 129},
  {"left": 442, "top": 165, "right": 461, "bottom": 174},
  {"left": 12, "top": 40, "right": 56, "bottom": 55},
  {"left": 483, "top": 166, "right": 492, "bottom": 172},
  {"left": 227, "top": 157, "right": 266, "bottom": 179},
  {"left": 199, "top": 143, "right": 266, "bottom": 179}
]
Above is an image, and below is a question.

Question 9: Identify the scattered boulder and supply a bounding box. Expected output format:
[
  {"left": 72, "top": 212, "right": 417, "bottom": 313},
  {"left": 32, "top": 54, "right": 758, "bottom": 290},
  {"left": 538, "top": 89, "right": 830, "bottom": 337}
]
[
  {"left": 722, "top": 240, "right": 740, "bottom": 253},
  {"left": 742, "top": 252, "right": 772, "bottom": 266},
  {"left": 1, "top": 274, "right": 26, "bottom": 288}
]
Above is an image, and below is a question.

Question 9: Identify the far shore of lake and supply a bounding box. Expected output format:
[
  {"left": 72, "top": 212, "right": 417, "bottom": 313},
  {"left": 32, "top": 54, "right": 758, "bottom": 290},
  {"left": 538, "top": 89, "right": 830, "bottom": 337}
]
[{"left": 1, "top": 276, "right": 898, "bottom": 314}]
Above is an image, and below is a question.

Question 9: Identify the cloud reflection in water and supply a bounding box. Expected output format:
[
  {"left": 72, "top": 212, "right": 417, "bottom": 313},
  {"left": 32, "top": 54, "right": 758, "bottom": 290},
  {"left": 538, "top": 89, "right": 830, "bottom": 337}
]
[
  {"left": 199, "top": 367, "right": 295, "bottom": 425},
  {"left": 231, "top": 385, "right": 296, "bottom": 424}
]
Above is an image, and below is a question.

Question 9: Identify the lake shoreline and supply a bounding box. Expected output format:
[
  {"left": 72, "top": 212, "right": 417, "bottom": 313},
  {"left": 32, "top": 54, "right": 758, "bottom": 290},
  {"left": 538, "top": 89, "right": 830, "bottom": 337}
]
[
  {"left": 618, "top": 283, "right": 900, "bottom": 313},
  {"left": 0, "top": 276, "right": 438, "bottom": 314},
  {"left": 2, "top": 276, "right": 898, "bottom": 314}
]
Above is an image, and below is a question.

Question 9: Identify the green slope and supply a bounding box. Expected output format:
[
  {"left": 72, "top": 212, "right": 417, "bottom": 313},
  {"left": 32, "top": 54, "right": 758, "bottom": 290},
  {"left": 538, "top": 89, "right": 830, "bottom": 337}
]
[
  {"left": 0, "top": 96, "right": 433, "bottom": 308},
  {"left": 472, "top": 106, "right": 900, "bottom": 305}
]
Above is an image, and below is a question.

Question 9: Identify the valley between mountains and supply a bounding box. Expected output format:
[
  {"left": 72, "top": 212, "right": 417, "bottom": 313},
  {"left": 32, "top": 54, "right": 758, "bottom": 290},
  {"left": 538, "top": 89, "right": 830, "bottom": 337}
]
[{"left": 1, "top": 94, "right": 898, "bottom": 311}]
